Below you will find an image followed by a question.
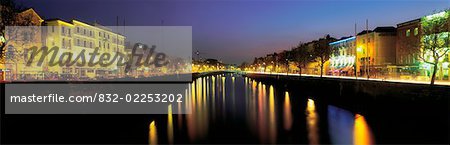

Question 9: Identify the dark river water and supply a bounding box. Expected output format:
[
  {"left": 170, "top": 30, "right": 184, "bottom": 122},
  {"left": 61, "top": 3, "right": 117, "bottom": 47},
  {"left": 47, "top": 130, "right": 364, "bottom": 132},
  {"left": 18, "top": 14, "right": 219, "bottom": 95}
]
[{"left": 2, "top": 73, "right": 448, "bottom": 144}]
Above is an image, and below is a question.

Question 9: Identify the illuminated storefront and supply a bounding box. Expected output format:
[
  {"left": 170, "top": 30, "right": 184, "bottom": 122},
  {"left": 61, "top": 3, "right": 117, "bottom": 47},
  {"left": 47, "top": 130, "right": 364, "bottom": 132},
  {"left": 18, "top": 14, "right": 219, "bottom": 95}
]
[{"left": 329, "top": 36, "right": 356, "bottom": 76}]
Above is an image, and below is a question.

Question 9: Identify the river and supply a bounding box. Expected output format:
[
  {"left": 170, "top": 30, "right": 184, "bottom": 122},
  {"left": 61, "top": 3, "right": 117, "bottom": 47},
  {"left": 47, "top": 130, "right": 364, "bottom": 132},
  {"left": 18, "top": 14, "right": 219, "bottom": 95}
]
[{"left": 2, "top": 73, "right": 447, "bottom": 144}]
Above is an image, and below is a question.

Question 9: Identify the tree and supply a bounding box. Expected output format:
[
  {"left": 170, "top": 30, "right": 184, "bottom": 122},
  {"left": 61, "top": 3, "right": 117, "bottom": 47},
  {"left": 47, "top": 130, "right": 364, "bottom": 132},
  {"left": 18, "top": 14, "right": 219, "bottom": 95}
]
[
  {"left": 293, "top": 43, "right": 313, "bottom": 76},
  {"left": 1, "top": 0, "right": 21, "bottom": 60},
  {"left": 416, "top": 11, "right": 450, "bottom": 85},
  {"left": 313, "top": 35, "right": 336, "bottom": 77},
  {"left": 1, "top": 0, "right": 38, "bottom": 79}
]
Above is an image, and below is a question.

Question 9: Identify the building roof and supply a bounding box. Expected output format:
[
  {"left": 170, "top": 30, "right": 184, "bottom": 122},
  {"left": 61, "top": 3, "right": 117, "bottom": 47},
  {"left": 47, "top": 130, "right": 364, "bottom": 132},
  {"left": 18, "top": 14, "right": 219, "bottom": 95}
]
[
  {"left": 357, "top": 26, "right": 396, "bottom": 35},
  {"left": 397, "top": 18, "right": 420, "bottom": 27},
  {"left": 44, "top": 18, "right": 125, "bottom": 37},
  {"left": 357, "top": 30, "right": 372, "bottom": 35},
  {"left": 19, "top": 8, "right": 44, "bottom": 22},
  {"left": 329, "top": 36, "right": 355, "bottom": 45},
  {"left": 373, "top": 26, "right": 396, "bottom": 32}
]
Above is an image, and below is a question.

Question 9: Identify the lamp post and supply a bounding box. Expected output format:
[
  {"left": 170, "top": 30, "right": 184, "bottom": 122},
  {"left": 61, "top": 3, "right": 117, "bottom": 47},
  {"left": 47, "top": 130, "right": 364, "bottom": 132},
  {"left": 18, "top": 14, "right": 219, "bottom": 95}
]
[
  {"left": 286, "top": 58, "right": 289, "bottom": 75},
  {"left": 366, "top": 19, "right": 370, "bottom": 79},
  {"left": 354, "top": 23, "right": 358, "bottom": 79},
  {"left": 271, "top": 61, "right": 274, "bottom": 74}
]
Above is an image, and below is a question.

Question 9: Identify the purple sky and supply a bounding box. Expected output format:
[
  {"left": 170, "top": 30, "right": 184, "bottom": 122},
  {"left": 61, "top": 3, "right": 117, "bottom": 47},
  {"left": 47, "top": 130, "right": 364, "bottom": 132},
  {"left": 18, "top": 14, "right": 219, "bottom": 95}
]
[{"left": 19, "top": 0, "right": 450, "bottom": 64}]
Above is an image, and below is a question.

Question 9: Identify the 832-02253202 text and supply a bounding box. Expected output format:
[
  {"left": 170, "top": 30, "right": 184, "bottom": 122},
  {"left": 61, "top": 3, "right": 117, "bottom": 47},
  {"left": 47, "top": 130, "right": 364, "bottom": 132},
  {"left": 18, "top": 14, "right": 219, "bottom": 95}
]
[{"left": 9, "top": 93, "right": 184, "bottom": 103}]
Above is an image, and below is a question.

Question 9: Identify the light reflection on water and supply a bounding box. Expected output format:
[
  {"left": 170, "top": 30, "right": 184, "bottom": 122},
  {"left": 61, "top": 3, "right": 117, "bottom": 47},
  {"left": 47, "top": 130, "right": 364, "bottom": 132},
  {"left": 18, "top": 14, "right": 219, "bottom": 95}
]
[
  {"left": 328, "top": 106, "right": 375, "bottom": 145},
  {"left": 283, "top": 91, "right": 293, "bottom": 131},
  {"left": 354, "top": 114, "right": 374, "bottom": 145},
  {"left": 148, "top": 74, "right": 375, "bottom": 144},
  {"left": 148, "top": 121, "right": 157, "bottom": 145},
  {"left": 167, "top": 104, "right": 173, "bottom": 144},
  {"left": 306, "top": 99, "right": 320, "bottom": 144}
]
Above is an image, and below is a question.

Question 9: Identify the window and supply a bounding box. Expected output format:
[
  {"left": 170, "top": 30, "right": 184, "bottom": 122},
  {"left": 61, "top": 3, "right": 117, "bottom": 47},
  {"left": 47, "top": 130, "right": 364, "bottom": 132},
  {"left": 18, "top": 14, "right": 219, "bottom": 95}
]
[
  {"left": 414, "top": 28, "right": 418, "bottom": 36},
  {"left": 99, "top": 41, "right": 101, "bottom": 48},
  {"left": 99, "top": 32, "right": 101, "bottom": 37},
  {"left": 68, "top": 39, "right": 71, "bottom": 49},
  {"left": 107, "top": 43, "right": 110, "bottom": 49},
  {"left": 84, "top": 41, "right": 86, "bottom": 47},
  {"left": 406, "top": 29, "right": 410, "bottom": 37},
  {"left": 90, "top": 42, "right": 92, "bottom": 48},
  {"left": 62, "top": 27, "right": 65, "bottom": 34},
  {"left": 83, "top": 29, "right": 86, "bottom": 35},
  {"left": 68, "top": 29, "right": 71, "bottom": 35},
  {"left": 22, "top": 32, "right": 29, "bottom": 41},
  {"left": 90, "top": 31, "right": 92, "bottom": 37},
  {"left": 52, "top": 26, "right": 55, "bottom": 32},
  {"left": 23, "top": 49, "right": 28, "bottom": 61},
  {"left": 7, "top": 45, "right": 14, "bottom": 58},
  {"left": 77, "top": 27, "right": 79, "bottom": 33},
  {"left": 77, "top": 39, "right": 80, "bottom": 46},
  {"left": 62, "top": 38, "right": 65, "bottom": 48}
]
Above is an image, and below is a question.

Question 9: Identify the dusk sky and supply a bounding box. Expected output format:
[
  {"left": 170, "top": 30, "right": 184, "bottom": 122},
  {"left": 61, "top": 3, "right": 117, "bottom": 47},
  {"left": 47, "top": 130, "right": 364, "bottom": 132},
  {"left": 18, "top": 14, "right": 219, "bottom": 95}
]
[{"left": 18, "top": 0, "right": 450, "bottom": 64}]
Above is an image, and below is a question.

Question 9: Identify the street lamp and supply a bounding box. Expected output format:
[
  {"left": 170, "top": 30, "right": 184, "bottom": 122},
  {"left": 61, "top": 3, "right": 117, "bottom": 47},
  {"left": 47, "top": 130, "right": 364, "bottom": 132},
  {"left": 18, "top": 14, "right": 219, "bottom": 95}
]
[{"left": 286, "top": 58, "right": 289, "bottom": 75}]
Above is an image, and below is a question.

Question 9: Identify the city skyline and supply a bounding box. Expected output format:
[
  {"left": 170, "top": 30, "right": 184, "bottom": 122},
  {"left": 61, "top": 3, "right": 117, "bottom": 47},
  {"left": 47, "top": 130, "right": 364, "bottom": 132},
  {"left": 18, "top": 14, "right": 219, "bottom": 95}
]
[{"left": 18, "top": 0, "right": 450, "bottom": 64}]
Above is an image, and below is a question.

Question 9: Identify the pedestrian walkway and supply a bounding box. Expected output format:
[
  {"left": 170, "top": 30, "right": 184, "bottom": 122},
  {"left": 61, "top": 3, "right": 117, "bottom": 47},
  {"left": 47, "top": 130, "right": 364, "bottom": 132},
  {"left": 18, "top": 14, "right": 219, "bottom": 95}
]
[{"left": 246, "top": 71, "right": 450, "bottom": 86}]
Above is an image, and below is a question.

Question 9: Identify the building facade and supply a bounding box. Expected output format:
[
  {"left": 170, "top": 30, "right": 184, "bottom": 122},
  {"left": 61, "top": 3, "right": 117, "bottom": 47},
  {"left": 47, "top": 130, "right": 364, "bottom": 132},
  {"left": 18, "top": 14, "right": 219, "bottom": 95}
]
[
  {"left": 329, "top": 36, "right": 356, "bottom": 76},
  {"left": 395, "top": 10, "right": 449, "bottom": 80},
  {"left": 43, "top": 19, "right": 126, "bottom": 79},
  {"left": 356, "top": 27, "right": 397, "bottom": 77},
  {"left": 2, "top": 8, "right": 127, "bottom": 80}
]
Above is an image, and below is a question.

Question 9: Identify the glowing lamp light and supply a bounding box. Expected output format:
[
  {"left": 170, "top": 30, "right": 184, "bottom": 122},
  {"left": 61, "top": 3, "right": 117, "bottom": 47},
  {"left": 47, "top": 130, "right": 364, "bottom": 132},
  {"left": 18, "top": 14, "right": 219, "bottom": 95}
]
[{"left": 357, "top": 47, "right": 363, "bottom": 52}]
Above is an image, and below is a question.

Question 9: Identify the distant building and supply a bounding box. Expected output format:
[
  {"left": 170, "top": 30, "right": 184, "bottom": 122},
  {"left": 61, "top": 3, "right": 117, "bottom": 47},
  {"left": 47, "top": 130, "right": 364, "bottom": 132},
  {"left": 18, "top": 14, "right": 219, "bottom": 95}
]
[
  {"left": 43, "top": 19, "right": 126, "bottom": 79},
  {"left": 356, "top": 26, "right": 397, "bottom": 77}
]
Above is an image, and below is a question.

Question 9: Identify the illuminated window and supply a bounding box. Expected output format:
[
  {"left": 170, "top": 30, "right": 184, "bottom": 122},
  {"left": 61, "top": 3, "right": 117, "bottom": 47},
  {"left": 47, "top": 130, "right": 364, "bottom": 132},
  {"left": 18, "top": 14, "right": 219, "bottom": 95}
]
[
  {"left": 414, "top": 28, "right": 418, "bottom": 36},
  {"left": 406, "top": 29, "right": 410, "bottom": 37}
]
